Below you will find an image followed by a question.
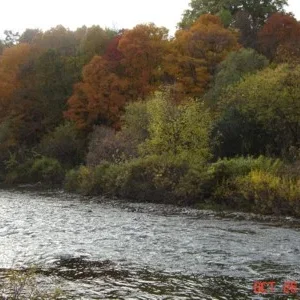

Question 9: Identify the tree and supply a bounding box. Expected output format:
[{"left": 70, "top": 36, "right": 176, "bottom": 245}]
[
  {"left": 19, "top": 29, "right": 42, "bottom": 44},
  {"left": 258, "top": 13, "right": 300, "bottom": 61},
  {"left": 118, "top": 23, "right": 169, "bottom": 100},
  {"left": 205, "top": 48, "right": 269, "bottom": 104},
  {"left": 65, "top": 55, "right": 128, "bottom": 130},
  {"left": 165, "top": 14, "right": 238, "bottom": 99},
  {"left": 218, "top": 65, "right": 300, "bottom": 156},
  {"left": 79, "top": 26, "right": 117, "bottom": 62},
  {"left": 179, "top": 0, "right": 287, "bottom": 47},
  {"left": 33, "top": 25, "right": 78, "bottom": 55},
  {"left": 4, "top": 30, "right": 20, "bottom": 46},
  {"left": 65, "top": 24, "right": 169, "bottom": 130},
  {"left": 139, "top": 92, "right": 212, "bottom": 165},
  {"left": 34, "top": 49, "right": 82, "bottom": 131}
]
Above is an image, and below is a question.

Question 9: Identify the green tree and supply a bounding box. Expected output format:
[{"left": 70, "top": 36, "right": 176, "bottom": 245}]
[
  {"left": 79, "top": 26, "right": 117, "bottom": 63},
  {"left": 218, "top": 64, "right": 300, "bottom": 156},
  {"left": 139, "top": 92, "right": 212, "bottom": 165},
  {"left": 206, "top": 48, "right": 269, "bottom": 104}
]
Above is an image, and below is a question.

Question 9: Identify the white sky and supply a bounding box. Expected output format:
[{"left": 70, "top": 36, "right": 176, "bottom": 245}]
[{"left": 0, "top": 0, "right": 299, "bottom": 37}]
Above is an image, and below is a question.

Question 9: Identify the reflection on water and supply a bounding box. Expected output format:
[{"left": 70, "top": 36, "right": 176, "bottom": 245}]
[{"left": 0, "top": 188, "right": 299, "bottom": 299}]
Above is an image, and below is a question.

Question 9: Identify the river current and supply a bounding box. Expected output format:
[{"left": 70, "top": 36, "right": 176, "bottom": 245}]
[{"left": 0, "top": 188, "right": 299, "bottom": 299}]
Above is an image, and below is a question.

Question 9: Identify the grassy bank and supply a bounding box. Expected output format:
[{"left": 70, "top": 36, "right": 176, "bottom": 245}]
[
  {"left": 1, "top": 154, "right": 299, "bottom": 217},
  {"left": 63, "top": 156, "right": 300, "bottom": 217}
]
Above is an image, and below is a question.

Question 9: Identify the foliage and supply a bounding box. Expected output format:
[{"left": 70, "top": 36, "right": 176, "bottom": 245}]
[
  {"left": 258, "top": 13, "right": 300, "bottom": 62},
  {"left": 65, "top": 54, "right": 128, "bottom": 129},
  {"left": 0, "top": 268, "right": 63, "bottom": 299},
  {"left": 118, "top": 24, "right": 169, "bottom": 99},
  {"left": 65, "top": 23, "right": 168, "bottom": 130},
  {"left": 165, "top": 14, "right": 239, "bottom": 99},
  {"left": 65, "top": 156, "right": 198, "bottom": 202},
  {"left": 79, "top": 26, "right": 117, "bottom": 62},
  {"left": 207, "top": 156, "right": 300, "bottom": 214},
  {"left": 39, "top": 122, "right": 85, "bottom": 167},
  {"left": 30, "top": 156, "right": 64, "bottom": 184},
  {"left": 218, "top": 64, "right": 300, "bottom": 156},
  {"left": 86, "top": 126, "right": 137, "bottom": 166},
  {"left": 179, "top": 0, "right": 287, "bottom": 47},
  {"left": 206, "top": 48, "right": 269, "bottom": 104},
  {"left": 139, "top": 92, "right": 213, "bottom": 165},
  {"left": 237, "top": 170, "right": 300, "bottom": 215}
]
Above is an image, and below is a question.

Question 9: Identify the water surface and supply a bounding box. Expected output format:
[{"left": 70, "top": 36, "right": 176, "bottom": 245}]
[{"left": 0, "top": 188, "right": 299, "bottom": 299}]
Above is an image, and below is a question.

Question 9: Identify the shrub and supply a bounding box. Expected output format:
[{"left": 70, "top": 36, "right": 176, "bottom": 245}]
[
  {"left": 0, "top": 267, "right": 63, "bottom": 299},
  {"left": 208, "top": 156, "right": 284, "bottom": 209},
  {"left": 39, "top": 122, "right": 85, "bottom": 168},
  {"left": 30, "top": 156, "right": 64, "bottom": 184},
  {"left": 86, "top": 126, "right": 139, "bottom": 166},
  {"left": 86, "top": 100, "right": 150, "bottom": 167},
  {"left": 208, "top": 156, "right": 283, "bottom": 183},
  {"left": 65, "top": 155, "right": 205, "bottom": 203},
  {"left": 4, "top": 160, "right": 34, "bottom": 184},
  {"left": 238, "top": 170, "right": 300, "bottom": 216}
]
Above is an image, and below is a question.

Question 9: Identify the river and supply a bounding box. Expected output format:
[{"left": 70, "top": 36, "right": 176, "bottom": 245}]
[{"left": 0, "top": 188, "right": 299, "bottom": 299}]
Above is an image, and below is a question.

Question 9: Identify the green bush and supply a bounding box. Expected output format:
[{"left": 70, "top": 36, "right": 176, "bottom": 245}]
[
  {"left": 207, "top": 156, "right": 284, "bottom": 209},
  {"left": 39, "top": 122, "right": 85, "bottom": 168},
  {"left": 238, "top": 170, "right": 300, "bottom": 216},
  {"left": 30, "top": 156, "right": 64, "bottom": 184},
  {"left": 208, "top": 156, "right": 283, "bottom": 183},
  {"left": 5, "top": 160, "right": 34, "bottom": 184}
]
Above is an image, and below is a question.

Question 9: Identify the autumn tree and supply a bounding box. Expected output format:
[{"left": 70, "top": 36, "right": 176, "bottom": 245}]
[
  {"left": 179, "top": 0, "right": 287, "bottom": 48},
  {"left": 0, "top": 43, "right": 43, "bottom": 146},
  {"left": 139, "top": 92, "right": 212, "bottom": 165},
  {"left": 34, "top": 49, "right": 82, "bottom": 131},
  {"left": 66, "top": 24, "right": 169, "bottom": 130},
  {"left": 118, "top": 23, "right": 169, "bottom": 100},
  {"left": 258, "top": 13, "right": 300, "bottom": 62},
  {"left": 79, "top": 26, "right": 117, "bottom": 62},
  {"left": 165, "top": 14, "right": 238, "bottom": 99},
  {"left": 33, "top": 25, "right": 78, "bottom": 55},
  {"left": 65, "top": 55, "right": 128, "bottom": 130}
]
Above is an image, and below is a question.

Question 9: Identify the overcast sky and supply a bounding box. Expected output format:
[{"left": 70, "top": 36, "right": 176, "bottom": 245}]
[{"left": 0, "top": 0, "right": 299, "bottom": 37}]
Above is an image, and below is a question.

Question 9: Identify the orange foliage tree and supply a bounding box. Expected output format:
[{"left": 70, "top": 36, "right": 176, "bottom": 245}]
[
  {"left": 65, "top": 24, "right": 169, "bottom": 130},
  {"left": 164, "top": 14, "right": 239, "bottom": 100},
  {"left": 258, "top": 13, "right": 300, "bottom": 62},
  {"left": 0, "top": 43, "right": 43, "bottom": 146}
]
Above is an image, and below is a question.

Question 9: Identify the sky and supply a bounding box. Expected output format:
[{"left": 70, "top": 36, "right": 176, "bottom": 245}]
[{"left": 0, "top": 0, "right": 299, "bottom": 37}]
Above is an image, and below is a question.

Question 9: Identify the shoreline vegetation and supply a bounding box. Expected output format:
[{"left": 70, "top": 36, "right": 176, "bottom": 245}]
[{"left": 0, "top": 1, "right": 299, "bottom": 218}]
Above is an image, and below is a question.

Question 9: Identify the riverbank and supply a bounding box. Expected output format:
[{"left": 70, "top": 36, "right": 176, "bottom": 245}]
[{"left": 1, "top": 155, "right": 299, "bottom": 219}]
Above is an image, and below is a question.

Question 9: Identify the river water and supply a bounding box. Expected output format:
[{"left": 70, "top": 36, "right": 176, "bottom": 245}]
[{"left": 0, "top": 188, "right": 299, "bottom": 299}]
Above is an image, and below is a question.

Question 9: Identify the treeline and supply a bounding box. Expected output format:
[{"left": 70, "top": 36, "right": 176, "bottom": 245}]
[{"left": 0, "top": 0, "right": 299, "bottom": 216}]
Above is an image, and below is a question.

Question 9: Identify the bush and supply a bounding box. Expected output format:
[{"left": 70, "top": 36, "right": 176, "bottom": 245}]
[
  {"left": 86, "top": 100, "right": 150, "bottom": 167},
  {"left": 4, "top": 160, "right": 34, "bottom": 184},
  {"left": 238, "top": 170, "right": 300, "bottom": 216},
  {"left": 208, "top": 156, "right": 283, "bottom": 183},
  {"left": 0, "top": 267, "right": 63, "bottom": 299},
  {"left": 206, "top": 156, "right": 300, "bottom": 215},
  {"left": 65, "top": 155, "right": 211, "bottom": 204},
  {"left": 64, "top": 164, "right": 111, "bottom": 195},
  {"left": 30, "top": 156, "right": 64, "bottom": 184},
  {"left": 86, "top": 126, "right": 139, "bottom": 166},
  {"left": 207, "top": 156, "right": 284, "bottom": 209},
  {"left": 39, "top": 122, "right": 85, "bottom": 168}
]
